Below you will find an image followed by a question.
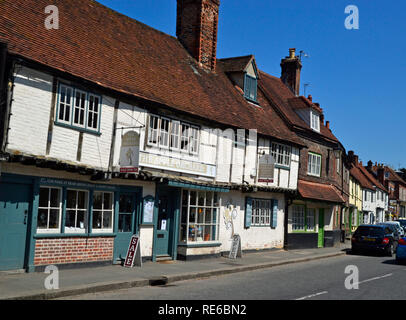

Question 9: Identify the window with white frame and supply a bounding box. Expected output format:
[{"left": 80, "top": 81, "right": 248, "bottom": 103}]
[
  {"left": 179, "top": 190, "right": 220, "bottom": 242},
  {"left": 292, "top": 205, "right": 317, "bottom": 232},
  {"left": 189, "top": 126, "right": 199, "bottom": 154},
  {"left": 73, "top": 89, "right": 86, "bottom": 127},
  {"left": 180, "top": 123, "right": 190, "bottom": 152},
  {"left": 336, "top": 157, "right": 341, "bottom": 174},
  {"left": 92, "top": 192, "right": 114, "bottom": 232},
  {"left": 310, "top": 111, "right": 320, "bottom": 132},
  {"left": 170, "top": 121, "right": 180, "bottom": 150},
  {"left": 58, "top": 85, "right": 73, "bottom": 124},
  {"left": 87, "top": 94, "right": 100, "bottom": 130},
  {"left": 37, "top": 187, "right": 62, "bottom": 233},
  {"left": 308, "top": 152, "right": 321, "bottom": 177},
  {"left": 251, "top": 199, "right": 272, "bottom": 226},
  {"left": 57, "top": 83, "right": 101, "bottom": 132},
  {"left": 271, "top": 142, "right": 291, "bottom": 167},
  {"left": 292, "top": 205, "right": 305, "bottom": 231},
  {"left": 159, "top": 117, "right": 170, "bottom": 148},
  {"left": 65, "top": 189, "right": 88, "bottom": 233},
  {"left": 148, "top": 115, "right": 159, "bottom": 146}
]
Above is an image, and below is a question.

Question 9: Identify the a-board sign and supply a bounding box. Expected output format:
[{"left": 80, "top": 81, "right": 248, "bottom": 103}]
[
  {"left": 124, "top": 234, "right": 142, "bottom": 268},
  {"left": 229, "top": 234, "right": 242, "bottom": 259}
]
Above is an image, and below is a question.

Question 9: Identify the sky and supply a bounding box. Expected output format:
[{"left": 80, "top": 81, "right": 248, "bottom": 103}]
[{"left": 97, "top": 0, "right": 406, "bottom": 169}]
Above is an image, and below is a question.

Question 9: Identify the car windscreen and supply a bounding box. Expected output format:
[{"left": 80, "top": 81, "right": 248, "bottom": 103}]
[
  {"left": 396, "top": 220, "right": 406, "bottom": 227},
  {"left": 354, "top": 227, "right": 384, "bottom": 237}
]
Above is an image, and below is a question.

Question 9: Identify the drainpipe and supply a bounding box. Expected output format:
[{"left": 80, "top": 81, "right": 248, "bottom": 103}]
[{"left": 0, "top": 42, "right": 8, "bottom": 156}]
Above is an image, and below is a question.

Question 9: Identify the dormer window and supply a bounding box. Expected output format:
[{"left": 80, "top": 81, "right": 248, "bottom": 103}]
[
  {"left": 244, "top": 74, "right": 257, "bottom": 102},
  {"left": 310, "top": 110, "right": 320, "bottom": 132}
]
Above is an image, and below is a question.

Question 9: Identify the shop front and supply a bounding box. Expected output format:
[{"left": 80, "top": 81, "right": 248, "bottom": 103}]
[{"left": 0, "top": 165, "right": 155, "bottom": 272}]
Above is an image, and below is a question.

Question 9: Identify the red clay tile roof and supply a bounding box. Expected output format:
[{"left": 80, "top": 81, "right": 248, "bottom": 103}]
[
  {"left": 258, "top": 71, "right": 340, "bottom": 143},
  {"left": 288, "top": 96, "right": 323, "bottom": 114},
  {"left": 0, "top": 0, "right": 304, "bottom": 147},
  {"left": 371, "top": 165, "right": 406, "bottom": 185},
  {"left": 357, "top": 165, "right": 387, "bottom": 192},
  {"left": 350, "top": 164, "right": 375, "bottom": 190},
  {"left": 298, "top": 180, "right": 345, "bottom": 203}
]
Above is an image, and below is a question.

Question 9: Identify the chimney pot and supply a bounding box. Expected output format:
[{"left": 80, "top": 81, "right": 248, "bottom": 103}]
[
  {"left": 308, "top": 95, "right": 312, "bottom": 102},
  {"left": 326, "top": 121, "right": 330, "bottom": 129},
  {"left": 281, "top": 47, "right": 302, "bottom": 96}
]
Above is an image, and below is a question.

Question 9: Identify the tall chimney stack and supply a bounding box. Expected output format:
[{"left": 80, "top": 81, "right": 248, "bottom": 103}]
[
  {"left": 176, "top": 0, "right": 220, "bottom": 71},
  {"left": 281, "top": 48, "right": 302, "bottom": 96}
]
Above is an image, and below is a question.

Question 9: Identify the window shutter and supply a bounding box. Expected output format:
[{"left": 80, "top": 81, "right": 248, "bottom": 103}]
[
  {"left": 245, "top": 197, "right": 253, "bottom": 229},
  {"left": 271, "top": 199, "right": 278, "bottom": 228}
]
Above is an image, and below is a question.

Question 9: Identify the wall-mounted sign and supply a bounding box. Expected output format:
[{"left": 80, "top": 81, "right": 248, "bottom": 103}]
[
  {"left": 119, "top": 131, "right": 140, "bottom": 173},
  {"left": 124, "top": 234, "right": 142, "bottom": 268},
  {"left": 258, "top": 154, "right": 275, "bottom": 183},
  {"left": 142, "top": 195, "right": 155, "bottom": 225},
  {"left": 139, "top": 151, "right": 216, "bottom": 178}
]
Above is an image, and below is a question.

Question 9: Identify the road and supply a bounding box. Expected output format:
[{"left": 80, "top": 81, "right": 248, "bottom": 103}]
[{"left": 60, "top": 253, "right": 406, "bottom": 300}]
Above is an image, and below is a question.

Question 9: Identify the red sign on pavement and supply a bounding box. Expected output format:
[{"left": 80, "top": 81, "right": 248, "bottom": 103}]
[{"left": 124, "top": 235, "right": 141, "bottom": 268}]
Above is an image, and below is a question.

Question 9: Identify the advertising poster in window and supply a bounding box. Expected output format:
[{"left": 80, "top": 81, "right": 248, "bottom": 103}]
[
  {"left": 119, "top": 131, "right": 140, "bottom": 173},
  {"left": 258, "top": 154, "right": 275, "bottom": 183}
]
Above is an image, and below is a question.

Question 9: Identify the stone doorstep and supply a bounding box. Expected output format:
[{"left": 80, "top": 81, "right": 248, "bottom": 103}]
[{"left": 2, "top": 250, "right": 346, "bottom": 300}]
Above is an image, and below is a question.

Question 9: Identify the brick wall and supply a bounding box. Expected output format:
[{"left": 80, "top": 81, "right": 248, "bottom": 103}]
[{"left": 34, "top": 237, "right": 114, "bottom": 266}]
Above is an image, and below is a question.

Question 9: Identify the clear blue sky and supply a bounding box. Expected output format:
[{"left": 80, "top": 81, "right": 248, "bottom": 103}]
[{"left": 97, "top": 0, "right": 406, "bottom": 169}]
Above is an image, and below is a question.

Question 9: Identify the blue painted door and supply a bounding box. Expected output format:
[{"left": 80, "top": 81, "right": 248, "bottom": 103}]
[
  {"left": 154, "top": 187, "right": 180, "bottom": 258},
  {"left": 0, "top": 182, "right": 31, "bottom": 271},
  {"left": 114, "top": 192, "right": 139, "bottom": 262}
]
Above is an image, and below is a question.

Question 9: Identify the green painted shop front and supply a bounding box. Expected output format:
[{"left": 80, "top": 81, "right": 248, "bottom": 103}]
[{"left": 0, "top": 173, "right": 146, "bottom": 272}]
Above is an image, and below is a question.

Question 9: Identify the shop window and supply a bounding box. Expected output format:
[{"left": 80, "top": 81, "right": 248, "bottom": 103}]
[
  {"left": 37, "top": 187, "right": 62, "bottom": 233},
  {"left": 179, "top": 190, "right": 220, "bottom": 243},
  {"left": 65, "top": 189, "right": 89, "bottom": 233},
  {"left": 292, "top": 205, "right": 317, "bottom": 232},
  {"left": 92, "top": 192, "right": 114, "bottom": 232}
]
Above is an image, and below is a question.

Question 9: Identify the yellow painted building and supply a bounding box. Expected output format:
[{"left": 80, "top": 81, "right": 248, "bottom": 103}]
[{"left": 349, "top": 176, "right": 363, "bottom": 232}]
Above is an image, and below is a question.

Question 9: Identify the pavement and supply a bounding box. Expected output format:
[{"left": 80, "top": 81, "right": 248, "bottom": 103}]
[{"left": 0, "top": 243, "right": 350, "bottom": 300}]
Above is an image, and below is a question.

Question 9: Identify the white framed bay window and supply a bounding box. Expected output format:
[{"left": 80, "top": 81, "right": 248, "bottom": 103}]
[
  {"left": 147, "top": 114, "right": 200, "bottom": 155},
  {"left": 179, "top": 190, "right": 220, "bottom": 243}
]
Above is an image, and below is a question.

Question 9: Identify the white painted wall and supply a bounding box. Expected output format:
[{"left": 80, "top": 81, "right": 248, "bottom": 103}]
[
  {"left": 8, "top": 65, "right": 115, "bottom": 170},
  {"left": 219, "top": 191, "right": 285, "bottom": 251}
]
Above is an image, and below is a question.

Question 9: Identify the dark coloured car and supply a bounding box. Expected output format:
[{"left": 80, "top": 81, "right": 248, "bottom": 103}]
[
  {"left": 351, "top": 224, "right": 398, "bottom": 256},
  {"left": 395, "top": 219, "right": 406, "bottom": 233}
]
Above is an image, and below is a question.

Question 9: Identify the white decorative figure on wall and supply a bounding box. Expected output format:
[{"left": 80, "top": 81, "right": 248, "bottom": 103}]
[{"left": 224, "top": 202, "right": 238, "bottom": 238}]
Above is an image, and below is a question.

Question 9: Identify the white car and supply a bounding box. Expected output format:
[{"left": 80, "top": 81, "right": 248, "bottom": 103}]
[{"left": 378, "top": 221, "right": 405, "bottom": 237}]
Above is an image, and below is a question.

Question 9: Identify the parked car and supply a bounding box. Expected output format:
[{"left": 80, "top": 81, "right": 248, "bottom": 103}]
[
  {"left": 352, "top": 224, "right": 398, "bottom": 256},
  {"left": 378, "top": 221, "right": 404, "bottom": 237},
  {"left": 395, "top": 219, "right": 406, "bottom": 233},
  {"left": 396, "top": 237, "right": 406, "bottom": 264}
]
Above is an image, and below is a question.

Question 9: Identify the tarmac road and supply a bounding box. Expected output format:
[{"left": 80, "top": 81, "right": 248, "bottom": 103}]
[{"left": 61, "top": 252, "right": 406, "bottom": 300}]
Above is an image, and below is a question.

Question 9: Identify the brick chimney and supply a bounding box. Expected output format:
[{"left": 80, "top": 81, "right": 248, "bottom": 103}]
[
  {"left": 377, "top": 165, "right": 385, "bottom": 185},
  {"left": 348, "top": 150, "right": 359, "bottom": 165},
  {"left": 281, "top": 48, "right": 302, "bottom": 96},
  {"left": 176, "top": 0, "right": 220, "bottom": 71}
]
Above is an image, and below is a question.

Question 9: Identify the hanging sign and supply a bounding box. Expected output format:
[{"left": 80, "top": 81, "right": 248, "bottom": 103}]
[
  {"left": 229, "top": 234, "right": 242, "bottom": 259},
  {"left": 124, "top": 234, "right": 142, "bottom": 268},
  {"left": 119, "top": 131, "right": 140, "bottom": 173}
]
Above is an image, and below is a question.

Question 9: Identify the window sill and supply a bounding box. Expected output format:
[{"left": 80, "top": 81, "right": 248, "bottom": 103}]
[
  {"left": 275, "top": 164, "right": 290, "bottom": 170},
  {"left": 34, "top": 233, "right": 117, "bottom": 239},
  {"left": 54, "top": 121, "right": 101, "bottom": 136},
  {"left": 178, "top": 242, "right": 222, "bottom": 248}
]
